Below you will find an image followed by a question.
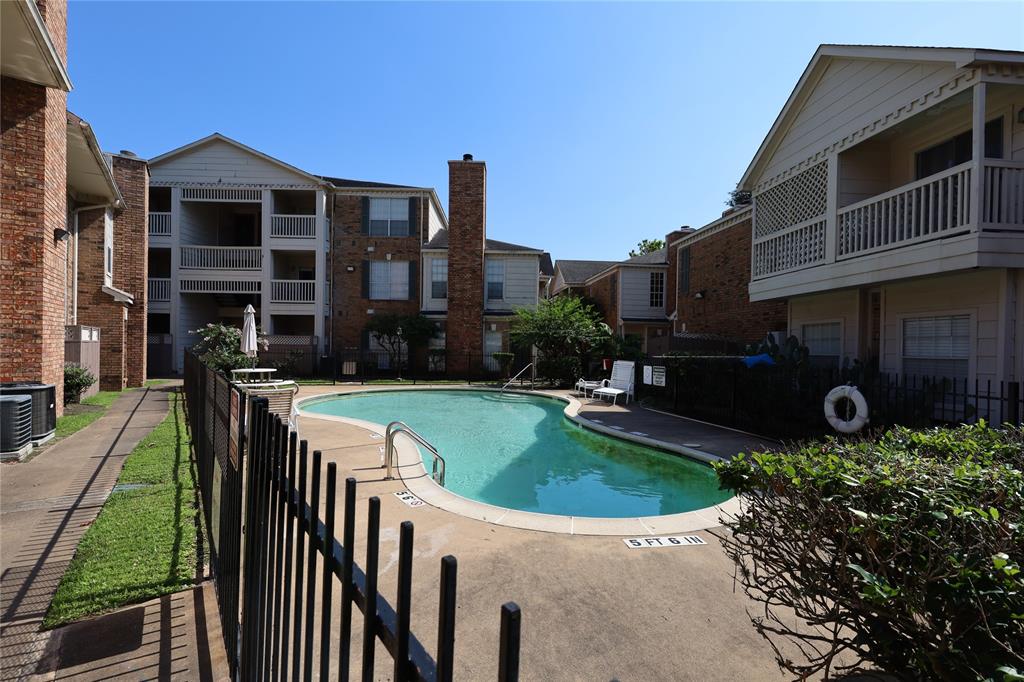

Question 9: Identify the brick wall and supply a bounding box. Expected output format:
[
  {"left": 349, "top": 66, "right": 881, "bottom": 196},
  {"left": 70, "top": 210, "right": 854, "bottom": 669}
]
[
  {"left": 446, "top": 158, "right": 486, "bottom": 369},
  {"left": 111, "top": 155, "right": 149, "bottom": 387},
  {"left": 585, "top": 270, "right": 619, "bottom": 331},
  {"left": 0, "top": 0, "right": 69, "bottom": 412},
  {"left": 330, "top": 194, "right": 424, "bottom": 350},
  {"left": 75, "top": 208, "right": 127, "bottom": 390},
  {"left": 670, "top": 216, "right": 787, "bottom": 343}
]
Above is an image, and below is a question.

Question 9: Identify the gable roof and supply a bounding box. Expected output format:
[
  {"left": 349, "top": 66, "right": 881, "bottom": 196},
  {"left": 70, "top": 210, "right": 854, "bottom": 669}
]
[
  {"left": 424, "top": 230, "right": 544, "bottom": 253},
  {"left": 553, "top": 260, "right": 621, "bottom": 285},
  {"left": 738, "top": 44, "right": 1024, "bottom": 190},
  {"left": 319, "top": 175, "right": 428, "bottom": 191},
  {"left": 66, "top": 111, "right": 122, "bottom": 207},
  {"left": 621, "top": 247, "right": 668, "bottom": 265},
  {"left": 148, "top": 133, "right": 330, "bottom": 187},
  {"left": 539, "top": 253, "right": 554, "bottom": 278}
]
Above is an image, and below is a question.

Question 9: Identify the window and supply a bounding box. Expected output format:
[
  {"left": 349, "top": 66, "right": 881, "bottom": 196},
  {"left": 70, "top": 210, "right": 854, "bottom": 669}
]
[
  {"left": 486, "top": 259, "right": 504, "bottom": 301},
  {"left": 431, "top": 258, "right": 448, "bottom": 299},
  {"left": 369, "top": 198, "right": 410, "bottom": 236},
  {"left": 103, "top": 209, "right": 114, "bottom": 285},
  {"left": 902, "top": 315, "right": 969, "bottom": 380},
  {"left": 678, "top": 247, "right": 691, "bottom": 295},
  {"left": 649, "top": 272, "right": 665, "bottom": 308},
  {"left": 368, "top": 260, "right": 410, "bottom": 300},
  {"left": 802, "top": 322, "right": 841, "bottom": 368},
  {"left": 484, "top": 330, "right": 503, "bottom": 371},
  {"left": 915, "top": 117, "right": 1003, "bottom": 180}
]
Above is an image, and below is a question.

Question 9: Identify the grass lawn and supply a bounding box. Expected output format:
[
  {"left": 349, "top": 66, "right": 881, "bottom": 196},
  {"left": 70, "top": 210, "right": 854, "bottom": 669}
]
[
  {"left": 44, "top": 389, "right": 198, "bottom": 628},
  {"left": 54, "top": 390, "right": 121, "bottom": 439}
]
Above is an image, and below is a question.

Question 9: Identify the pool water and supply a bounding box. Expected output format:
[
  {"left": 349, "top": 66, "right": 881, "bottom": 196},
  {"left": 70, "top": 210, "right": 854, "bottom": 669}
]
[{"left": 304, "top": 390, "right": 731, "bottom": 518}]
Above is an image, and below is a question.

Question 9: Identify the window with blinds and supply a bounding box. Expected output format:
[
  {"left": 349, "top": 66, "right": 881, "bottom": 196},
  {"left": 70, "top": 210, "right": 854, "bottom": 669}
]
[
  {"left": 902, "top": 315, "right": 970, "bottom": 379},
  {"left": 486, "top": 259, "right": 504, "bottom": 301},
  {"left": 368, "top": 261, "right": 410, "bottom": 300},
  {"left": 369, "top": 198, "right": 410, "bottom": 236},
  {"left": 431, "top": 258, "right": 448, "bottom": 299},
  {"left": 802, "top": 322, "right": 841, "bottom": 368}
]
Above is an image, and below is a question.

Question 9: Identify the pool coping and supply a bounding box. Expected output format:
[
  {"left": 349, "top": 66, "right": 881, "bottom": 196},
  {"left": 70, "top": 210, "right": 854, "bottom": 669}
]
[{"left": 296, "top": 386, "right": 742, "bottom": 536}]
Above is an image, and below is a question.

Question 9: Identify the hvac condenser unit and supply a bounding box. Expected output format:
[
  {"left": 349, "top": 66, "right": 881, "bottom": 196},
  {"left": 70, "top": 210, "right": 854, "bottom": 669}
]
[
  {"left": 0, "top": 383, "right": 57, "bottom": 445},
  {"left": 0, "top": 395, "right": 33, "bottom": 461}
]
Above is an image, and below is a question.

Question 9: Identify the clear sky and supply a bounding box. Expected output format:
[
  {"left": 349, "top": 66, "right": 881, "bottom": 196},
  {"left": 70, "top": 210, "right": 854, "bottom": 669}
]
[{"left": 68, "top": 2, "right": 1023, "bottom": 263}]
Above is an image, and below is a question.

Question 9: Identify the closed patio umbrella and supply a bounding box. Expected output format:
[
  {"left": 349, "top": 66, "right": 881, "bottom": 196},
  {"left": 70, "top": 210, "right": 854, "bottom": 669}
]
[{"left": 241, "top": 304, "right": 258, "bottom": 368}]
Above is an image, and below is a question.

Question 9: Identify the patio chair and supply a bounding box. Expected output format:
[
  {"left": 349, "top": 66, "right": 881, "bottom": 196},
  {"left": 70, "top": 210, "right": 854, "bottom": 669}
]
[
  {"left": 592, "top": 360, "right": 635, "bottom": 405},
  {"left": 575, "top": 377, "right": 604, "bottom": 398}
]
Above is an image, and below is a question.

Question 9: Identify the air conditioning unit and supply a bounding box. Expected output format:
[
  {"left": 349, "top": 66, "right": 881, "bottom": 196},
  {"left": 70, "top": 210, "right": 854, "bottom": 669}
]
[
  {"left": 0, "top": 383, "right": 57, "bottom": 445},
  {"left": 0, "top": 395, "right": 33, "bottom": 461}
]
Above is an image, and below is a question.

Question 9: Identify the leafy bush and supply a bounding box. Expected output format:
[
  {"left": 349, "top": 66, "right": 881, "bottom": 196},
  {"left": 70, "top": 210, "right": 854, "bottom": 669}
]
[
  {"left": 537, "top": 356, "right": 581, "bottom": 388},
  {"left": 64, "top": 363, "right": 97, "bottom": 405},
  {"left": 191, "top": 322, "right": 267, "bottom": 375},
  {"left": 714, "top": 423, "right": 1024, "bottom": 681},
  {"left": 491, "top": 352, "right": 515, "bottom": 377},
  {"left": 511, "top": 296, "right": 609, "bottom": 386}
]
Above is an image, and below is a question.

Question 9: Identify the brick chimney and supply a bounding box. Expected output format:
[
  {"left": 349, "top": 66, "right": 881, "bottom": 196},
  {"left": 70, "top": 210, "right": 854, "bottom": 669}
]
[{"left": 446, "top": 154, "right": 486, "bottom": 366}]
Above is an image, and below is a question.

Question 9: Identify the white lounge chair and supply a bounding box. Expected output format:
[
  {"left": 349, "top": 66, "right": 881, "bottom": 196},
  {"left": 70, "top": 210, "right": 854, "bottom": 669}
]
[
  {"left": 575, "top": 377, "right": 603, "bottom": 397},
  {"left": 592, "top": 360, "right": 635, "bottom": 405}
]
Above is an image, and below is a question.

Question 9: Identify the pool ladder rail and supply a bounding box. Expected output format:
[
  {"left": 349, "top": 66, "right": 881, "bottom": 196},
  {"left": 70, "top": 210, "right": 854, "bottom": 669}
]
[
  {"left": 384, "top": 421, "right": 446, "bottom": 487},
  {"left": 501, "top": 362, "right": 535, "bottom": 392}
]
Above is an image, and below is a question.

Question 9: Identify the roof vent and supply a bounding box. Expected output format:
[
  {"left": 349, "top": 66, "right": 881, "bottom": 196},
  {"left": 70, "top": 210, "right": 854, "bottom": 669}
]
[
  {"left": 119, "top": 149, "right": 138, "bottom": 157},
  {"left": 463, "top": 153, "right": 473, "bottom": 161}
]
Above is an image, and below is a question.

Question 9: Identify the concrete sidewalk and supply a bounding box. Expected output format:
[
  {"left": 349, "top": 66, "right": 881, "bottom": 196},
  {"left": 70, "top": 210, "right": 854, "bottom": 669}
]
[{"left": 0, "top": 385, "right": 172, "bottom": 680}]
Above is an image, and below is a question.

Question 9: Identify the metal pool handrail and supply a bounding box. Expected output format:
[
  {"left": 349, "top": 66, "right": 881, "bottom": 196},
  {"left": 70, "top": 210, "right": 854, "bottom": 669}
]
[
  {"left": 501, "top": 363, "right": 534, "bottom": 392},
  {"left": 384, "top": 421, "right": 446, "bottom": 487}
]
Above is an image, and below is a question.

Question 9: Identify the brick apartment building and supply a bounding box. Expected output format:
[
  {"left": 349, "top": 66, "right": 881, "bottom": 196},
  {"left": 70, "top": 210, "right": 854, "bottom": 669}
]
[{"left": 2, "top": 0, "right": 149, "bottom": 413}]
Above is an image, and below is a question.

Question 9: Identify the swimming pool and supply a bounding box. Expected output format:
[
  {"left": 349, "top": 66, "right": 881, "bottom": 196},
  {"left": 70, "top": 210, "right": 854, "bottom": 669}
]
[{"left": 302, "top": 389, "right": 731, "bottom": 519}]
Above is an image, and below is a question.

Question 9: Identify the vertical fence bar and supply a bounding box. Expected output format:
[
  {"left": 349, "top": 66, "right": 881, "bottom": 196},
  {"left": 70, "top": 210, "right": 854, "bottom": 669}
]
[
  {"left": 339, "top": 477, "right": 357, "bottom": 680},
  {"left": 498, "top": 602, "right": 521, "bottom": 682},
  {"left": 1008, "top": 382, "right": 1021, "bottom": 425},
  {"left": 280, "top": 432, "right": 297, "bottom": 681},
  {"left": 436, "top": 555, "right": 458, "bottom": 682},
  {"left": 269, "top": 421, "right": 286, "bottom": 679},
  {"left": 239, "top": 400, "right": 261, "bottom": 679},
  {"left": 291, "top": 442, "right": 309, "bottom": 682},
  {"left": 319, "top": 463, "right": 338, "bottom": 681},
  {"left": 303, "top": 450, "right": 322, "bottom": 681},
  {"left": 361, "top": 497, "right": 381, "bottom": 682},
  {"left": 257, "top": 414, "right": 278, "bottom": 678},
  {"left": 394, "top": 521, "right": 415, "bottom": 681}
]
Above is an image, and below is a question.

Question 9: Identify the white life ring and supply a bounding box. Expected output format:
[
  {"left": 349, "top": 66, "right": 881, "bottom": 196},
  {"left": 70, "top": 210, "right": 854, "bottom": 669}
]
[{"left": 824, "top": 385, "right": 869, "bottom": 434}]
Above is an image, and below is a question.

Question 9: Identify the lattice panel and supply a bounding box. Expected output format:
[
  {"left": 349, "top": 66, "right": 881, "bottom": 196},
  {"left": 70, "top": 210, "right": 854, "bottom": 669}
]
[
  {"left": 752, "top": 220, "right": 827, "bottom": 278},
  {"left": 754, "top": 162, "right": 828, "bottom": 238}
]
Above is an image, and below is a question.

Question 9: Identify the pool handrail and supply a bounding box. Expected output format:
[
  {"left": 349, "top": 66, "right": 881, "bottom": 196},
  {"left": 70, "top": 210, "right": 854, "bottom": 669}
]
[
  {"left": 384, "top": 420, "right": 446, "bottom": 487},
  {"left": 501, "top": 363, "right": 534, "bottom": 392}
]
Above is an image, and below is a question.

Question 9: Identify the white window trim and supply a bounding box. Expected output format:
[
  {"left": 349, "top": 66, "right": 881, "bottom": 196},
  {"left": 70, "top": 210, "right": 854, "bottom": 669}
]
[
  {"left": 430, "top": 257, "right": 448, "bottom": 300},
  {"left": 369, "top": 260, "right": 410, "bottom": 301},
  {"left": 486, "top": 259, "right": 505, "bottom": 302},
  {"left": 798, "top": 318, "right": 844, "bottom": 363},
  {"left": 369, "top": 197, "right": 411, "bottom": 237},
  {"left": 649, "top": 271, "right": 665, "bottom": 309},
  {"left": 103, "top": 209, "right": 114, "bottom": 286},
  {"left": 896, "top": 309, "right": 976, "bottom": 381}
]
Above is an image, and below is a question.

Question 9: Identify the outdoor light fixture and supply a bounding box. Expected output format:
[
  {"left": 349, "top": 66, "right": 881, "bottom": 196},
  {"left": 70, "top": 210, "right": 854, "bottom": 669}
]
[
  {"left": 53, "top": 228, "right": 70, "bottom": 242},
  {"left": 694, "top": 290, "right": 707, "bottom": 300}
]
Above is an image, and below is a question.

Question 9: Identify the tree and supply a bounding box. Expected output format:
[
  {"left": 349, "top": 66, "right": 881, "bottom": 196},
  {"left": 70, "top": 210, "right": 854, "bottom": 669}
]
[
  {"left": 727, "top": 186, "right": 752, "bottom": 208},
  {"left": 510, "top": 296, "right": 611, "bottom": 385},
  {"left": 191, "top": 322, "right": 268, "bottom": 374},
  {"left": 629, "top": 238, "right": 665, "bottom": 258},
  {"left": 365, "top": 313, "right": 436, "bottom": 378}
]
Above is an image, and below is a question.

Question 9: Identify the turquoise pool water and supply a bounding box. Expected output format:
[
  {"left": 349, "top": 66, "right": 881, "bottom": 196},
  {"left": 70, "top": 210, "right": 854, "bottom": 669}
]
[{"left": 303, "top": 390, "right": 731, "bottom": 518}]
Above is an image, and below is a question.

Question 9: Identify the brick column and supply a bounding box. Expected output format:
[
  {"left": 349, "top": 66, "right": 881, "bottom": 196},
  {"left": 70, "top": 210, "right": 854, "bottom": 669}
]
[
  {"left": 111, "top": 154, "right": 149, "bottom": 387},
  {"left": 446, "top": 156, "right": 486, "bottom": 372}
]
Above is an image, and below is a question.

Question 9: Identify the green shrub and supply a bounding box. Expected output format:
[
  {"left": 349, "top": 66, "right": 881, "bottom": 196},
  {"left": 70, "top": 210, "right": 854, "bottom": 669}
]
[
  {"left": 491, "top": 352, "right": 515, "bottom": 377},
  {"left": 537, "top": 356, "right": 581, "bottom": 387},
  {"left": 190, "top": 322, "right": 266, "bottom": 375},
  {"left": 714, "top": 423, "right": 1023, "bottom": 681},
  {"left": 63, "top": 363, "right": 96, "bottom": 405}
]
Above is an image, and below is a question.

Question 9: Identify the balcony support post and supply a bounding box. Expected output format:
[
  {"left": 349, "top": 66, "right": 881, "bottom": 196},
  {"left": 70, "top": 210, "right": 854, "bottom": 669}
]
[
  {"left": 970, "top": 81, "right": 987, "bottom": 230},
  {"left": 169, "top": 187, "right": 182, "bottom": 373},
  {"left": 260, "top": 189, "right": 273, "bottom": 334},
  {"left": 314, "top": 189, "right": 327, "bottom": 355},
  {"left": 825, "top": 154, "right": 839, "bottom": 263}
]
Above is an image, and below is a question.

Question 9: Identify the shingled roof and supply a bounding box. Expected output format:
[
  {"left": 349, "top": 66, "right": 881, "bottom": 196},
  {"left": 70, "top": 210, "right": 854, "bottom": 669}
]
[
  {"left": 424, "top": 229, "right": 543, "bottom": 253},
  {"left": 554, "top": 260, "right": 621, "bottom": 285}
]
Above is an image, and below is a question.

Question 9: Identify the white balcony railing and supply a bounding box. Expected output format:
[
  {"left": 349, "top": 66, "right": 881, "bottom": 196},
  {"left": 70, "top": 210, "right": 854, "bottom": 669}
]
[
  {"left": 837, "top": 161, "right": 972, "bottom": 260},
  {"left": 271, "top": 279, "right": 316, "bottom": 303},
  {"left": 180, "top": 246, "right": 262, "bottom": 270},
  {"left": 982, "top": 160, "right": 1024, "bottom": 228},
  {"left": 270, "top": 214, "right": 317, "bottom": 238},
  {"left": 148, "top": 277, "right": 170, "bottom": 301},
  {"left": 148, "top": 212, "right": 172, "bottom": 236}
]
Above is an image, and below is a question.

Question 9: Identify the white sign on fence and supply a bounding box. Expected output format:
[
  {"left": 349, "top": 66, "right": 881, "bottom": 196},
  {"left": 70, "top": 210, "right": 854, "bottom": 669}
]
[
  {"left": 622, "top": 535, "right": 707, "bottom": 549},
  {"left": 652, "top": 366, "right": 666, "bottom": 387},
  {"left": 394, "top": 490, "right": 425, "bottom": 508},
  {"left": 643, "top": 365, "right": 653, "bottom": 385}
]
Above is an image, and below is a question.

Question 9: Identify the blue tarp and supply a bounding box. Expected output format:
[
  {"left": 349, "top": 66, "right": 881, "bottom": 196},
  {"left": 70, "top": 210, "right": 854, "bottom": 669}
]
[{"left": 742, "top": 353, "right": 776, "bottom": 368}]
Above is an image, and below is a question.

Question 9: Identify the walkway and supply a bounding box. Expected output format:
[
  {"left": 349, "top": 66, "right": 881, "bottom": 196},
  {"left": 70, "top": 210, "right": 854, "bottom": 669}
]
[{"left": 0, "top": 383, "right": 226, "bottom": 681}]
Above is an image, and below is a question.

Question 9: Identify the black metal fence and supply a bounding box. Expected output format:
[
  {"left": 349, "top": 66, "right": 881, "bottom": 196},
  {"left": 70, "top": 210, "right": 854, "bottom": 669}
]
[
  {"left": 636, "top": 356, "right": 1023, "bottom": 440},
  {"left": 184, "top": 352, "right": 523, "bottom": 679}
]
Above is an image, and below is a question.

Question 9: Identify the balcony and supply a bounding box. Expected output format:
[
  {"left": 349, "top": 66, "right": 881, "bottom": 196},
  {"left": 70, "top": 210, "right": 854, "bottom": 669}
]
[
  {"left": 270, "top": 279, "right": 315, "bottom": 303},
  {"left": 270, "top": 214, "right": 316, "bottom": 239},
  {"left": 180, "top": 246, "right": 262, "bottom": 270},
  {"left": 149, "top": 212, "right": 171, "bottom": 237},
  {"left": 148, "top": 277, "right": 170, "bottom": 301},
  {"left": 750, "top": 159, "right": 1024, "bottom": 299}
]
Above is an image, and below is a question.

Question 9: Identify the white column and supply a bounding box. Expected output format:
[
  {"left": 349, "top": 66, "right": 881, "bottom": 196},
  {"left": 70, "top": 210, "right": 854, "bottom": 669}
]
[
  {"left": 825, "top": 154, "right": 839, "bottom": 263},
  {"left": 170, "top": 187, "right": 182, "bottom": 373},
  {"left": 313, "top": 189, "right": 327, "bottom": 355},
  {"left": 260, "top": 189, "right": 273, "bottom": 334},
  {"left": 970, "top": 81, "right": 987, "bottom": 230}
]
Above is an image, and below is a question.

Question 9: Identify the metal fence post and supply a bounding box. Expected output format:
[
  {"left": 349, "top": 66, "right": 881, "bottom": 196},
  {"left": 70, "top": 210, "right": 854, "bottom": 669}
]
[{"left": 1008, "top": 381, "right": 1021, "bottom": 426}]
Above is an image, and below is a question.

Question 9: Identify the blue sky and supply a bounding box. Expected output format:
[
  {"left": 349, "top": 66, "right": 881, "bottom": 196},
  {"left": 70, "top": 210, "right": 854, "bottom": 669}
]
[{"left": 69, "top": 2, "right": 1022, "bottom": 262}]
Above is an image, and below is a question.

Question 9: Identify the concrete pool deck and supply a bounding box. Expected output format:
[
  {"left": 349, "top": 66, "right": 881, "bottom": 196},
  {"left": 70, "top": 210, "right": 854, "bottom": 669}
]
[{"left": 291, "top": 383, "right": 805, "bottom": 680}]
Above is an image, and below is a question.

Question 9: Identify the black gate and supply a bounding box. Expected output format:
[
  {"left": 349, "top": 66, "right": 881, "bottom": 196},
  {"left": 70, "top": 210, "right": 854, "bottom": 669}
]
[{"left": 184, "top": 353, "right": 522, "bottom": 679}]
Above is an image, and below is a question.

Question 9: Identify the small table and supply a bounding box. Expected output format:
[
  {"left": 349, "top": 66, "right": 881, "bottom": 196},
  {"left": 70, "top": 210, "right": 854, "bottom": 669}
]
[{"left": 231, "top": 368, "right": 278, "bottom": 384}]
